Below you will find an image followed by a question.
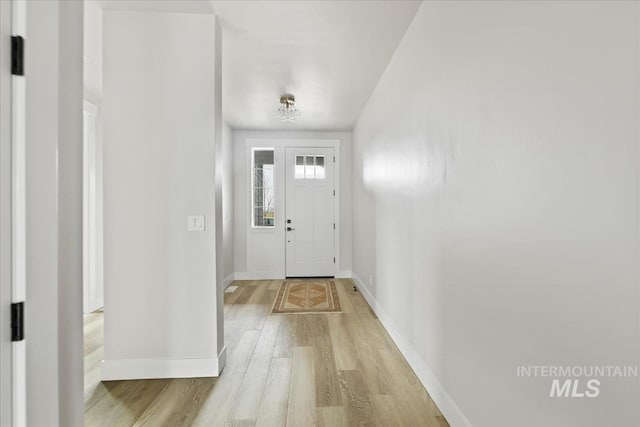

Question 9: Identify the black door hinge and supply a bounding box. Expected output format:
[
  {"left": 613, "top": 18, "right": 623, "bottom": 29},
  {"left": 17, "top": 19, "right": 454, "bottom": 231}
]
[
  {"left": 333, "top": 257, "right": 336, "bottom": 264},
  {"left": 11, "top": 302, "right": 24, "bottom": 341},
  {"left": 11, "top": 36, "right": 24, "bottom": 76}
]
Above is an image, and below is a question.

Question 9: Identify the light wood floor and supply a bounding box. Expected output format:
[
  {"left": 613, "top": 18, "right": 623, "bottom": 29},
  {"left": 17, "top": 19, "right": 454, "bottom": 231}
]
[{"left": 84, "top": 279, "right": 449, "bottom": 426}]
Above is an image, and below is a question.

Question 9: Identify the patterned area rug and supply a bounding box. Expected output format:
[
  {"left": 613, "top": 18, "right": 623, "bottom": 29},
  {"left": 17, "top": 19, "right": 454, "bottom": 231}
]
[{"left": 272, "top": 280, "right": 342, "bottom": 314}]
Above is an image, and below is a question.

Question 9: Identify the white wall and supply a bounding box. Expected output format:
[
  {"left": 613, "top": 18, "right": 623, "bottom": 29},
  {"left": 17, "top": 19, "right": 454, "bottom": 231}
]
[
  {"left": 57, "top": 2, "right": 85, "bottom": 424},
  {"left": 352, "top": 2, "right": 640, "bottom": 427},
  {"left": 26, "top": 4, "right": 60, "bottom": 421},
  {"left": 213, "top": 19, "right": 225, "bottom": 357},
  {"left": 222, "top": 122, "right": 234, "bottom": 286},
  {"left": 233, "top": 130, "right": 352, "bottom": 279},
  {"left": 83, "top": 0, "right": 102, "bottom": 103},
  {"left": 102, "top": 10, "right": 224, "bottom": 379},
  {"left": 26, "top": 1, "right": 84, "bottom": 425}
]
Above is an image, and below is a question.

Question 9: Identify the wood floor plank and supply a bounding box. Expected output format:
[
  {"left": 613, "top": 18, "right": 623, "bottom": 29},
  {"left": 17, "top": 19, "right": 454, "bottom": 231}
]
[
  {"left": 225, "top": 283, "right": 258, "bottom": 321},
  {"left": 378, "top": 347, "right": 429, "bottom": 399},
  {"left": 224, "top": 283, "right": 248, "bottom": 312},
  {"left": 246, "top": 287, "right": 275, "bottom": 331},
  {"left": 254, "top": 316, "right": 281, "bottom": 356},
  {"left": 338, "top": 370, "right": 374, "bottom": 426},
  {"left": 371, "top": 393, "right": 446, "bottom": 427},
  {"left": 317, "top": 406, "right": 347, "bottom": 427},
  {"left": 225, "top": 318, "right": 250, "bottom": 354},
  {"left": 267, "top": 280, "right": 281, "bottom": 291},
  {"left": 293, "top": 314, "right": 314, "bottom": 347},
  {"left": 343, "top": 313, "right": 393, "bottom": 395},
  {"left": 191, "top": 371, "right": 249, "bottom": 427},
  {"left": 85, "top": 379, "right": 170, "bottom": 427},
  {"left": 132, "top": 378, "right": 216, "bottom": 426},
  {"left": 273, "top": 316, "right": 295, "bottom": 358},
  {"left": 227, "top": 330, "right": 262, "bottom": 374},
  {"left": 286, "top": 346, "right": 316, "bottom": 427},
  {"left": 344, "top": 283, "right": 379, "bottom": 319},
  {"left": 229, "top": 318, "right": 280, "bottom": 421},
  {"left": 328, "top": 314, "right": 357, "bottom": 370},
  {"left": 376, "top": 348, "right": 443, "bottom": 427},
  {"left": 333, "top": 280, "right": 356, "bottom": 314},
  {"left": 371, "top": 394, "right": 415, "bottom": 427},
  {"left": 255, "top": 357, "right": 292, "bottom": 427},
  {"left": 191, "top": 330, "right": 261, "bottom": 426},
  {"left": 436, "top": 414, "right": 451, "bottom": 427},
  {"left": 309, "top": 315, "right": 342, "bottom": 407},
  {"left": 243, "top": 282, "right": 269, "bottom": 331},
  {"left": 357, "top": 314, "right": 393, "bottom": 350}
]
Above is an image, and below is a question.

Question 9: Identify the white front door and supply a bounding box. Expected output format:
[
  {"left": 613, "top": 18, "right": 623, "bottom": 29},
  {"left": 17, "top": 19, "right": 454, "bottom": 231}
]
[{"left": 285, "top": 147, "right": 335, "bottom": 277}]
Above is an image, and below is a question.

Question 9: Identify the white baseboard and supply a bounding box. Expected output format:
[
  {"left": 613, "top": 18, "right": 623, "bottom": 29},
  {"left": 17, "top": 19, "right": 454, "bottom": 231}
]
[
  {"left": 223, "top": 273, "right": 235, "bottom": 289},
  {"left": 336, "top": 270, "right": 352, "bottom": 278},
  {"left": 352, "top": 274, "right": 472, "bottom": 427},
  {"left": 101, "top": 351, "right": 226, "bottom": 381},
  {"left": 233, "top": 271, "right": 283, "bottom": 280}
]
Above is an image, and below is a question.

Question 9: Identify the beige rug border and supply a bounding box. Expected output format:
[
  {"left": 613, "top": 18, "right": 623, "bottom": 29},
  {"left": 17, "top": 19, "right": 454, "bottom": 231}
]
[{"left": 271, "top": 279, "right": 343, "bottom": 315}]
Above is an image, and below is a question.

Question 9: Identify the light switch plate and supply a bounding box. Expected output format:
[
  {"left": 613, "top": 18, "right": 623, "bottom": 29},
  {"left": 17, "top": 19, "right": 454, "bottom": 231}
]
[{"left": 187, "top": 215, "right": 205, "bottom": 231}]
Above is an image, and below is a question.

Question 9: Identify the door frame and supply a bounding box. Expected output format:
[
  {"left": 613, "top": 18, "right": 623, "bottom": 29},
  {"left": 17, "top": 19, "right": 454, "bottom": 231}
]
[
  {"left": 1, "top": 0, "right": 27, "bottom": 425},
  {"left": 82, "top": 99, "right": 104, "bottom": 314},
  {"left": 244, "top": 138, "right": 341, "bottom": 278},
  {"left": 0, "top": 1, "right": 13, "bottom": 424}
]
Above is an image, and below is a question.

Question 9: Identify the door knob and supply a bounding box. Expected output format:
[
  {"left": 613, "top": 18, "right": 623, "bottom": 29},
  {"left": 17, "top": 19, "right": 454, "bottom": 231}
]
[{"left": 287, "top": 227, "right": 295, "bottom": 231}]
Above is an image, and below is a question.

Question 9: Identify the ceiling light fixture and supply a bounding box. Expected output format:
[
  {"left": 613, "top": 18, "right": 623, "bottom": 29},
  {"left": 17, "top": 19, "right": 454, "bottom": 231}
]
[{"left": 276, "top": 94, "right": 300, "bottom": 122}]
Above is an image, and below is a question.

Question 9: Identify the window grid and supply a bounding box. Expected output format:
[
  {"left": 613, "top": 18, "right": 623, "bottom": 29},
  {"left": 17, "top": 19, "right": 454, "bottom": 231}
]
[
  {"left": 252, "top": 150, "right": 275, "bottom": 228},
  {"left": 295, "top": 155, "right": 325, "bottom": 180}
]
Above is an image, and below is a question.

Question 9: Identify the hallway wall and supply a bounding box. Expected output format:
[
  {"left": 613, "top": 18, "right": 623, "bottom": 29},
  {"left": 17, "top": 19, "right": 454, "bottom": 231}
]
[
  {"left": 352, "top": 1, "right": 640, "bottom": 426},
  {"left": 83, "top": 0, "right": 102, "bottom": 103},
  {"left": 222, "top": 122, "right": 235, "bottom": 286},
  {"left": 102, "top": 10, "right": 224, "bottom": 379}
]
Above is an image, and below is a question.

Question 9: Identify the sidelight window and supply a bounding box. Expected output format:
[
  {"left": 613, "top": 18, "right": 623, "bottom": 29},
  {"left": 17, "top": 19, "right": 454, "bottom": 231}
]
[{"left": 252, "top": 148, "right": 275, "bottom": 227}]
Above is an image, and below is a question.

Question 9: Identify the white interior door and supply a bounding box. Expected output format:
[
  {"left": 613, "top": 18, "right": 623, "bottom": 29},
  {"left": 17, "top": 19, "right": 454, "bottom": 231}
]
[{"left": 285, "top": 147, "right": 335, "bottom": 277}]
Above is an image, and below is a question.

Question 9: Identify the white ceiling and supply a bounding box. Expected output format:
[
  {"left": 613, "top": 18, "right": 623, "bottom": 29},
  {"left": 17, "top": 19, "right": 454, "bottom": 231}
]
[
  {"left": 211, "top": 1, "right": 421, "bottom": 130},
  {"left": 95, "top": 0, "right": 421, "bottom": 131}
]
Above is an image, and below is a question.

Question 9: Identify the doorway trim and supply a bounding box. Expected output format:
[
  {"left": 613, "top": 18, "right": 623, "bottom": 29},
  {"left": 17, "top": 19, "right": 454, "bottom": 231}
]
[
  {"left": 242, "top": 138, "right": 341, "bottom": 279},
  {"left": 82, "top": 99, "right": 104, "bottom": 314},
  {"left": 1, "top": 0, "right": 28, "bottom": 425}
]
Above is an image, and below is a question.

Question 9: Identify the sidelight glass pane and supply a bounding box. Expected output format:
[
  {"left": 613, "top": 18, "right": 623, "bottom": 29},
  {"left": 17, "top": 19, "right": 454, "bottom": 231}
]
[
  {"left": 252, "top": 148, "right": 275, "bottom": 227},
  {"left": 315, "top": 156, "right": 325, "bottom": 179},
  {"left": 295, "top": 155, "right": 304, "bottom": 179},
  {"left": 305, "top": 156, "right": 315, "bottom": 179}
]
